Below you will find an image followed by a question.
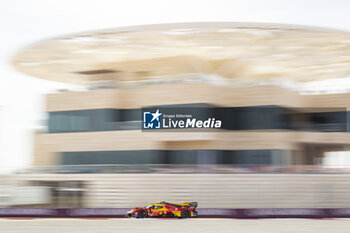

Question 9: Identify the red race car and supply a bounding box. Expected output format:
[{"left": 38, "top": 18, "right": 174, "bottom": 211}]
[{"left": 126, "top": 201, "right": 198, "bottom": 218}]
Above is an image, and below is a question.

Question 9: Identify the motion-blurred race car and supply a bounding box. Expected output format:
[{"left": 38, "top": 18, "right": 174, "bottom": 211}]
[{"left": 126, "top": 201, "right": 198, "bottom": 218}]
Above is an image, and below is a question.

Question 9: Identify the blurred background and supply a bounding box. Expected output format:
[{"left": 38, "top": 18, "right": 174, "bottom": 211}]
[{"left": 1, "top": 0, "right": 350, "bottom": 211}]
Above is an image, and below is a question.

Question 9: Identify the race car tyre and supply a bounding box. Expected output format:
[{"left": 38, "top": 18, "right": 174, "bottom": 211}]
[
  {"left": 137, "top": 209, "right": 148, "bottom": 218},
  {"left": 180, "top": 209, "right": 191, "bottom": 218}
]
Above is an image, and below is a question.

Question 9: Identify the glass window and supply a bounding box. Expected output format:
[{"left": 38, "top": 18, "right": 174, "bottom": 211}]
[{"left": 60, "top": 149, "right": 287, "bottom": 169}]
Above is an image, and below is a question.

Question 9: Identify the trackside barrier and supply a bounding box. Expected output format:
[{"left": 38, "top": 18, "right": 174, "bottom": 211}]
[{"left": 1, "top": 208, "right": 350, "bottom": 218}]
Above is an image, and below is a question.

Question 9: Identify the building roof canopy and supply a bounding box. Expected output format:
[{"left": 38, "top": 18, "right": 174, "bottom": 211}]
[{"left": 12, "top": 22, "right": 350, "bottom": 84}]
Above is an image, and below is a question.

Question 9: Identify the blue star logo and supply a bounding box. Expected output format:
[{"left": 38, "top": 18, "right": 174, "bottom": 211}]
[{"left": 143, "top": 109, "right": 162, "bottom": 129}]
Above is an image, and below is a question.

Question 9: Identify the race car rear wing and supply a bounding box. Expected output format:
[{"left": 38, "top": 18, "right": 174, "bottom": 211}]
[
  {"left": 160, "top": 201, "right": 198, "bottom": 210},
  {"left": 183, "top": 202, "right": 198, "bottom": 210}
]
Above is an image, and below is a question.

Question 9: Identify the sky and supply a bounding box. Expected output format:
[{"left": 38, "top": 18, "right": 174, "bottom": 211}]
[{"left": 0, "top": 0, "right": 350, "bottom": 173}]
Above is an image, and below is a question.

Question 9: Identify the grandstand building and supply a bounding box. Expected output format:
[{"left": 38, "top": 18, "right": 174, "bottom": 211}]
[
  {"left": 32, "top": 83, "right": 350, "bottom": 168},
  {"left": 11, "top": 22, "right": 350, "bottom": 208}
]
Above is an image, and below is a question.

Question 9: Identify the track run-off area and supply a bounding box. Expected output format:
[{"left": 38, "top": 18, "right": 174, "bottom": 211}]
[{"left": 1, "top": 218, "right": 350, "bottom": 233}]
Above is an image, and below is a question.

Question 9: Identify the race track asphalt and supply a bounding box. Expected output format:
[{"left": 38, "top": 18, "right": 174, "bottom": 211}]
[{"left": 0, "top": 218, "right": 349, "bottom": 233}]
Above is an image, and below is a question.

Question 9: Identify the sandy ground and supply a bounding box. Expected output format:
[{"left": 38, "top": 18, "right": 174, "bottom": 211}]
[{"left": 0, "top": 218, "right": 349, "bottom": 233}]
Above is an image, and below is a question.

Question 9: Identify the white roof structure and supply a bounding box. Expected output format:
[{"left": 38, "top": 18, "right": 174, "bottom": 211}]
[{"left": 12, "top": 22, "right": 350, "bottom": 84}]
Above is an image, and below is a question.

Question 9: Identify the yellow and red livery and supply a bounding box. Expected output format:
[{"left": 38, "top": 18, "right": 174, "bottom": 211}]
[{"left": 126, "top": 201, "right": 198, "bottom": 218}]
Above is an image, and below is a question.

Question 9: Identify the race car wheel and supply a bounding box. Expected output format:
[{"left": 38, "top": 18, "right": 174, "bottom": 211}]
[
  {"left": 137, "top": 209, "right": 148, "bottom": 218},
  {"left": 181, "top": 209, "right": 191, "bottom": 218}
]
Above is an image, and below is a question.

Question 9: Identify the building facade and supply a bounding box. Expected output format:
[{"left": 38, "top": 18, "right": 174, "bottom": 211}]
[{"left": 32, "top": 82, "right": 350, "bottom": 170}]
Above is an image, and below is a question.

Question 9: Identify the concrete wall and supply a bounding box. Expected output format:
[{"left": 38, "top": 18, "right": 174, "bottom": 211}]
[
  {"left": 16, "top": 173, "right": 350, "bottom": 208},
  {"left": 33, "top": 130, "right": 350, "bottom": 166},
  {"left": 46, "top": 83, "right": 350, "bottom": 112},
  {"left": 46, "top": 84, "right": 305, "bottom": 112}
]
